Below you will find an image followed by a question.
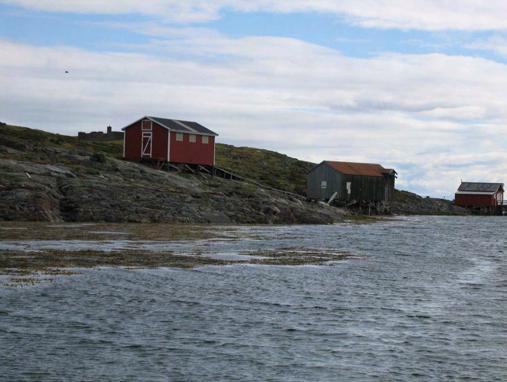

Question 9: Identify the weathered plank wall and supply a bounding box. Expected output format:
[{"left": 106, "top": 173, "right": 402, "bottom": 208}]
[{"left": 307, "top": 163, "right": 395, "bottom": 202}]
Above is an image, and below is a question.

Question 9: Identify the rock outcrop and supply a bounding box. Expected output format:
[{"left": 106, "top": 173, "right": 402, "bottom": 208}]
[
  {"left": 0, "top": 125, "right": 344, "bottom": 224},
  {"left": 0, "top": 123, "right": 466, "bottom": 222},
  {"left": 391, "top": 190, "right": 469, "bottom": 215}
]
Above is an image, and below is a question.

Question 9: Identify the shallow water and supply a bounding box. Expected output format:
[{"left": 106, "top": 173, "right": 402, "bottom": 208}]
[{"left": 1, "top": 216, "right": 506, "bottom": 381}]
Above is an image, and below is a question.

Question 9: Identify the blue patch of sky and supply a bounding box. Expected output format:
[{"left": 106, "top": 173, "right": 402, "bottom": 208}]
[
  {"left": 1, "top": 4, "right": 506, "bottom": 64},
  {"left": 210, "top": 11, "right": 507, "bottom": 62},
  {"left": 0, "top": 4, "right": 150, "bottom": 51}
]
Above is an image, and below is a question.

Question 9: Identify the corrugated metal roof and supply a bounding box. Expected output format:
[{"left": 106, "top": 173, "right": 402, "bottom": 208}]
[
  {"left": 149, "top": 117, "right": 218, "bottom": 136},
  {"left": 324, "top": 161, "right": 392, "bottom": 177},
  {"left": 457, "top": 182, "right": 503, "bottom": 193}
]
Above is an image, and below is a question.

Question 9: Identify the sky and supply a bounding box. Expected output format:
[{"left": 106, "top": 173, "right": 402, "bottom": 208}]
[{"left": 2, "top": 1, "right": 507, "bottom": 198}]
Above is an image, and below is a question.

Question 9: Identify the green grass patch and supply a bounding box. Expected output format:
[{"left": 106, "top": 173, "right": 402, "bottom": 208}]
[{"left": 215, "top": 144, "right": 314, "bottom": 195}]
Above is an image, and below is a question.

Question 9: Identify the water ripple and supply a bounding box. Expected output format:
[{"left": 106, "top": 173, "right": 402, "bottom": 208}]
[{"left": 1, "top": 217, "right": 507, "bottom": 381}]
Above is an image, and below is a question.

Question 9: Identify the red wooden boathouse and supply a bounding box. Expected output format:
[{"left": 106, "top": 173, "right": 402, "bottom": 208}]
[
  {"left": 122, "top": 116, "right": 218, "bottom": 166},
  {"left": 454, "top": 182, "right": 504, "bottom": 213}
]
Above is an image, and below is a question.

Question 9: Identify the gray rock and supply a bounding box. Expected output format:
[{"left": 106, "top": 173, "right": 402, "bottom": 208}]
[{"left": 0, "top": 147, "right": 344, "bottom": 224}]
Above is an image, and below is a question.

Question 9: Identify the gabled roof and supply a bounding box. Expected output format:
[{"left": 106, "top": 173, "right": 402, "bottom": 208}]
[
  {"left": 317, "top": 161, "right": 396, "bottom": 177},
  {"left": 122, "top": 116, "right": 218, "bottom": 136},
  {"left": 457, "top": 182, "right": 504, "bottom": 194}
]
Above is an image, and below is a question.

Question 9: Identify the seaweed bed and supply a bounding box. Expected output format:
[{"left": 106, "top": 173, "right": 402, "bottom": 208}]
[{"left": 0, "top": 222, "right": 350, "bottom": 286}]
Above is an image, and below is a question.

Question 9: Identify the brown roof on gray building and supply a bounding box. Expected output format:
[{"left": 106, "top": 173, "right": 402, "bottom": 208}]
[{"left": 323, "top": 161, "right": 394, "bottom": 177}]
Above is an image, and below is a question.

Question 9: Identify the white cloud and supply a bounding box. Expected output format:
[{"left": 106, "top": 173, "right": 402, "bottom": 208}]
[
  {"left": 1, "top": 32, "right": 507, "bottom": 198},
  {"left": 466, "top": 35, "right": 507, "bottom": 57},
  {"left": 3, "top": 0, "right": 507, "bottom": 30}
]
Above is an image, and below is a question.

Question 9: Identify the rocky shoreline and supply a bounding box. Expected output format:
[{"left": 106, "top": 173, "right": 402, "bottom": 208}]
[
  {"left": 0, "top": 156, "right": 346, "bottom": 224},
  {"left": 391, "top": 190, "right": 469, "bottom": 216},
  {"left": 0, "top": 124, "right": 466, "bottom": 223}
]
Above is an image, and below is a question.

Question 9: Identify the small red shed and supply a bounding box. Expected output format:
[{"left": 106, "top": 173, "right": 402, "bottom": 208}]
[
  {"left": 454, "top": 182, "right": 504, "bottom": 211},
  {"left": 122, "top": 116, "right": 218, "bottom": 166}
]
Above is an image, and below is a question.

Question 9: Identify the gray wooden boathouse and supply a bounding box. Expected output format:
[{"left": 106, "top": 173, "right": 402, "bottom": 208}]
[{"left": 307, "top": 161, "right": 396, "bottom": 205}]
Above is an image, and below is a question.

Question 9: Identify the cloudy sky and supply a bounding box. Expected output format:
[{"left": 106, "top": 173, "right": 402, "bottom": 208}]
[{"left": 2, "top": 1, "right": 507, "bottom": 197}]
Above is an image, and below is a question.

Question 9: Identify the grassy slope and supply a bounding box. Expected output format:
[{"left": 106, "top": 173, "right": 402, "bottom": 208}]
[
  {"left": 215, "top": 144, "right": 314, "bottom": 195},
  {"left": 0, "top": 124, "right": 123, "bottom": 158},
  {"left": 0, "top": 125, "right": 314, "bottom": 195},
  {"left": 1, "top": 124, "right": 466, "bottom": 219}
]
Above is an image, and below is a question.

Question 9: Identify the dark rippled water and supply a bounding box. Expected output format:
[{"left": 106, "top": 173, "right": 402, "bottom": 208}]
[{"left": 1, "top": 216, "right": 506, "bottom": 381}]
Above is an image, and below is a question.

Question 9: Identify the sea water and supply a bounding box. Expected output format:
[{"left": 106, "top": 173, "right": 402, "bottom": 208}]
[{"left": 1, "top": 216, "right": 506, "bottom": 381}]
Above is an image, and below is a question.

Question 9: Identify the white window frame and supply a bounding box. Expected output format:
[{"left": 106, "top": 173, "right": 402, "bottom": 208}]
[
  {"left": 189, "top": 134, "right": 196, "bottom": 143},
  {"left": 176, "top": 132, "right": 183, "bottom": 142},
  {"left": 202, "top": 135, "right": 209, "bottom": 144}
]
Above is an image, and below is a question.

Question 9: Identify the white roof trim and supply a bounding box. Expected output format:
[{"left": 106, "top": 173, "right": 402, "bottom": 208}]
[
  {"left": 455, "top": 191, "right": 498, "bottom": 195},
  {"left": 146, "top": 116, "right": 170, "bottom": 130},
  {"left": 172, "top": 119, "right": 197, "bottom": 133},
  {"left": 121, "top": 116, "right": 149, "bottom": 131},
  {"left": 122, "top": 116, "right": 217, "bottom": 136}
]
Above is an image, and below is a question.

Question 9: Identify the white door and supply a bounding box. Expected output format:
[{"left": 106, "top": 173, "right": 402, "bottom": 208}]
[{"left": 141, "top": 120, "right": 152, "bottom": 158}]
